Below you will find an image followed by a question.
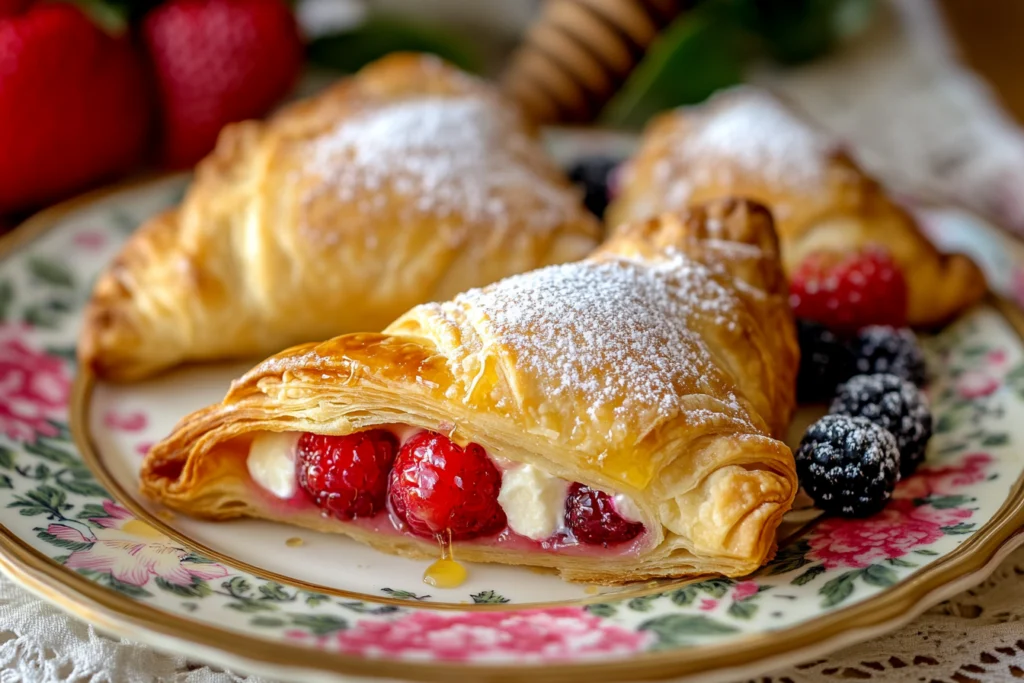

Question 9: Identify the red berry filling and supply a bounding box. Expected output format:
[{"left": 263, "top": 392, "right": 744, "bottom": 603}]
[
  {"left": 388, "top": 431, "right": 506, "bottom": 540},
  {"left": 564, "top": 483, "right": 644, "bottom": 546},
  {"left": 789, "top": 247, "right": 908, "bottom": 332},
  {"left": 296, "top": 430, "right": 398, "bottom": 520}
]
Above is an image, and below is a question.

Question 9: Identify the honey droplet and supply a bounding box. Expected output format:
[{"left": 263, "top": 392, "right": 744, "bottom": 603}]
[
  {"left": 423, "top": 558, "right": 467, "bottom": 589},
  {"left": 423, "top": 530, "right": 467, "bottom": 589},
  {"left": 285, "top": 537, "right": 304, "bottom": 547}
]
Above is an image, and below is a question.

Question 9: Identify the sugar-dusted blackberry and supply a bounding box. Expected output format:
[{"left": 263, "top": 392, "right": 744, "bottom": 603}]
[
  {"left": 852, "top": 326, "right": 927, "bottom": 387},
  {"left": 567, "top": 156, "right": 619, "bottom": 219},
  {"left": 795, "top": 415, "right": 900, "bottom": 517},
  {"left": 830, "top": 374, "right": 932, "bottom": 477},
  {"left": 795, "top": 319, "right": 856, "bottom": 402}
]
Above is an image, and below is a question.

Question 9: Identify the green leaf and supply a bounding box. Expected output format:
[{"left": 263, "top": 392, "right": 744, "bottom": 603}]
[
  {"left": 381, "top": 588, "right": 430, "bottom": 601},
  {"left": 76, "top": 503, "right": 113, "bottom": 521},
  {"left": 920, "top": 494, "right": 973, "bottom": 510},
  {"left": 180, "top": 553, "right": 218, "bottom": 564},
  {"left": 696, "top": 578, "right": 732, "bottom": 599},
  {"left": 727, "top": 600, "right": 757, "bottom": 619},
  {"left": 338, "top": 601, "right": 401, "bottom": 615},
  {"left": 303, "top": 592, "right": 330, "bottom": 607},
  {"left": 0, "top": 474, "right": 11, "bottom": 489},
  {"left": 258, "top": 581, "right": 293, "bottom": 602},
  {"left": 626, "top": 594, "right": 659, "bottom": 612},
  {"left": 28, "top": 256, "right": 74, "bottom": 288},
  {"left": 934, "top": 413, "right": 960, "bottom": 435},
  {"left": 97, "top": 573, "right": 152, "bottom": 599},
  {"left": 155, "top": 577, "right": 212, "bottom": 598},
  {"left": 913, "top": 549, "right": 940, "bottom": 556},
  {"left": 585, "top": 603, "right": 617, "bottom": 617},
  {"left": 470, "top": 590, "right": 510, "bottom": 604},
  {"left": 222, "top": 577, "right": 251, "bottom": 598},
  {"left": 639, "top": 614, "right": 739, "bottom": 648},
  {"left": 941, "top": 523, "right": 976, "bottom": 535},
  {"left": 250, "top": 616, "right": 287, "bottom": 628},
  {"left": 861, "top": 564, "right": 899, "bottom": 587},
  {"left": 791, "top": 564, "right": 826, "bottom": 586},
  {"left": 307, "top": 17, "right": 482, "bottom": 74},
  {"left": 289, "top": 614, "right": 348, "bottom": 636},
  {"left": 885, "top": 557, "right": 917, "bottom": 568},
  {"left": 24, "top": 441, "right": 80, "bottom": 467},
  {"left": 181, "top": 602, "right": 198, "bottom": 613},
  {"left": 730, "top": 0, "right": 854, "bottom": 64},
  {"left": 819, "top": 569, "right": 861, "bottom": 607},
  {"left": 669, "top": 586, "right": 699, "bottom": 606},
  {"left": 0, "top": 279, "right": 13, "bottom": 322},
  {"left": 0, "top": 446, "right": 15, "bottom": 470},
  {"left": 981, "top": 433, "right": 1009, "bottom": 447},
  {"left": 56, "top": 478, "right": 108, "bottom": 498},
  {"left": 12, "top": 485, "right": 69, "bottom": 516},
  {"left": 36, "top": 529, "right": 92, "bottom": 552},
  {"left": 601, "top": 9, "right": 745, "bottom": 129}
]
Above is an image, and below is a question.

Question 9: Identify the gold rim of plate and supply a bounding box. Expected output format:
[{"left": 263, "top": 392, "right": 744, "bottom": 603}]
[{"left": 0, "top": 176, "right": 1021, "bottom": 682}]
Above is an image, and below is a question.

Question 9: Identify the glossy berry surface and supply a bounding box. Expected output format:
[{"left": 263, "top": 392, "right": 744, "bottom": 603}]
[
  {"left": 795, "top": 319, "right": 857, "bottom": 403},
  {"left": 795, "top": 415, "right": 900, "bottom": 518},
  {"left": 852, "top": 326, "right": 927, "bottom": 387},
  {"left": 389, "top": 431, "right": 506, "bottom": 540},
  {"left": 567, "top": 156, "right": 620, "bottom": 219},
  {"left": 789, "top": 248, "right": 908, "bottom": 333},
  {"left": 296, "top": 430, "right": 398, "bottom": 520},
  {"left": 831, "top": 373, "right": 933, "bottom": 478},
  {"left": 564, "top": 483, "right": 644, "bottom": 546}
]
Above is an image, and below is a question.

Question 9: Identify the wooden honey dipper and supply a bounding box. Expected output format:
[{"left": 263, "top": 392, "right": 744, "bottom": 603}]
[{"left": 501, "top": 0, "right": 690, "bottom": 124}]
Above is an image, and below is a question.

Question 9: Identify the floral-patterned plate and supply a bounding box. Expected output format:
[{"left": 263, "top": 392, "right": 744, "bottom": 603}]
[{"left": 2, "top": 168, "right": 1024, "bottom": 683}]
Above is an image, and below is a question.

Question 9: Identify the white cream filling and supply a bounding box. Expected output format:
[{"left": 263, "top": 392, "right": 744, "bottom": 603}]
[
  {"left": 247, "top": 432, "right": 301, "bottom": 499},
  {"left": 497, "top": 464, "right": 569, "bottom": 541},
  {"left": 613, "top": 493, "right": 644, "bottom": 524}
]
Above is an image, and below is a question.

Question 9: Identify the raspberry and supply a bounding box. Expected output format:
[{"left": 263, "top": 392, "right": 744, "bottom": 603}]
[
  {"left": 388, "top": 431, "right": 506, "bottom": 540},
  {"left": 831, "top": 374, "right": 933, "bottom": 477},
  {"left": 564, "top": 483, "right": 644, "bottom": 546},
  {"left": 795, "top": 415, "right": 900, "bottom": 517},
  {"left": 852, "top": 326, "right": 927, "bottom": 387},
  {"left": 796, "top": 319, "right": 857, "bottom": 403},
  {"left": 789, "top": 248, "right": 908, "bottom": 333},
  {"left": 296, "top": 430, "right": 397, "bottom": 520}
]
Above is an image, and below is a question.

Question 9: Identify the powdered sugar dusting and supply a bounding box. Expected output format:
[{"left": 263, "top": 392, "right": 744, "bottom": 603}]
[
  {"left": 660, "top": 90, "right": 835, "bottom": 205},
  {"left": 455, "top": 254, "right": 753, "bottom": 433},
  {"left": 307, "top": 96, "right": 579, "bottom": 233}
]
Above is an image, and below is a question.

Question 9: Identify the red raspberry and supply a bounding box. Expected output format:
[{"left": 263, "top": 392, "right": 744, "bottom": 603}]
[
  {"left": 564, "top": 483, "right": 644, "bottom": 546},
  {"left": 789, "top": 247, "right": 908, "bottom": 333},
  {"left": 296, "top": 430, "right": 398, "bottom": 520},
  {"left": 388, "top": 432, "right": 506, "bottom": 540}
]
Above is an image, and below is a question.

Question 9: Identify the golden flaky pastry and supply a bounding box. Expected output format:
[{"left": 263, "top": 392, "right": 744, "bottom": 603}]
[
  {"left": 606, "top": 87, "right": 986, "bottom": 327},
  {"left": 141, "top": 198, "right": 798, "bottom": 584},
  {"left": 79, "top": 53, "right": 600, "bottom": 381}
]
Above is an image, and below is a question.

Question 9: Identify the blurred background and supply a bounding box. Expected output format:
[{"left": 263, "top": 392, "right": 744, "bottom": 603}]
[{"left": 2, "top": 0, "right": 1024, "bottom": 237}]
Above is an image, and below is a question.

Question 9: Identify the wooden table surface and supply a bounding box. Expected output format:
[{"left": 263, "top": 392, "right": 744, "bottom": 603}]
[{"left": 939, "top": 1, "right": 1024, "bottom": 123}]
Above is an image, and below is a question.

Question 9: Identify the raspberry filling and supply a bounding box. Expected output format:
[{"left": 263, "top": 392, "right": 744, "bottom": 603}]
[{"left": 247, "top": 427, "right": 647, "bottom": 549}]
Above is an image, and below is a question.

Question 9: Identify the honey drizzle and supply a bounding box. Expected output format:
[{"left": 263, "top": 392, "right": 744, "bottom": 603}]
[{"left": 423, "top": 530, "right": 467, "bottom": 589}]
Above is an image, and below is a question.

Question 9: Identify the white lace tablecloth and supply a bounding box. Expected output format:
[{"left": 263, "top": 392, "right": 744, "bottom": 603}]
[{"left": 4, "top": 1, "right": 1024, "bottom": 680}]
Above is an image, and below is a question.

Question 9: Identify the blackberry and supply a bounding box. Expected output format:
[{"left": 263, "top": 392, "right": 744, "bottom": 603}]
[
  {"left": 567, "top": 156, "right": 620, "bottom": 219},
  {"left": 795, "top": 319, "right": 856, "bottom": 402},
  {"left": 795, "top": 414, "right": 900, "bottom": 517},
  {"left": 852, "top": 326, "right": 927, "bottom": 387},
  {"left": 830, "top": 374, "right": 932, "bottom": 477}
]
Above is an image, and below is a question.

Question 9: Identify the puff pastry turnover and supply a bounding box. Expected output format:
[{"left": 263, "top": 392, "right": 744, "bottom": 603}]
[
  {"left": 606, "top": 87, "right": 986, "bottom": 327},
  {"left": 140, "top": 198, "right": 798, "bottom": 583},
  {"left": 79, "top": 53, "right": 600, "bottom": 381}
]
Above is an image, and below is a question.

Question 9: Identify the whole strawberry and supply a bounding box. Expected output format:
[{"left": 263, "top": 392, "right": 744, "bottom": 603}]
[
  {"left": 0, "top": 3, "right": 150, "bottom": 213},
  {"left": 789, "top": 247, "right": 909, "bottom": 333},
  {"left": 142, "top": 0, "right": 303, "bottom": 168}
]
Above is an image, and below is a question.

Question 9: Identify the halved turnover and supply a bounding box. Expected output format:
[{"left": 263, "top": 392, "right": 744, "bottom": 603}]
[{"left": 141, "top": 199, "right": 799, "bottom": 583}]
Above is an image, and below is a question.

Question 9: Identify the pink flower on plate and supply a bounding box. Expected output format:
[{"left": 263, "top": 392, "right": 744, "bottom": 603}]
[
  {"left": 895, "top": 453, "right": 992, "bottom": 500},
  {"left": 0, "top": 326, "right": 71, "bottom": 441},
  {"left": 52, "top": 500, "right": 227, "bottom": 587},
  {"left": 293, "top": 607, "right": 652, "bottom": 663},
  {"left": 72, "top": 230, "right": 107, "bottom": 250},
  {"left": 135, "top": 442, "right": 154, "bottom": 457},
  {"left": 955, "top": 370, "right": 1001, "bottom": 399},
  {"left": 987, "top": 348, "right": 1008, "bottom": 367},
  {"left": 103, "top": 410, "right": 148, "bottom": 432},
  {"left": 731, "top": 581, "right": 759, "bottom": 602},
  {"left": 698, "top": 598, "right": 718, "bottom": 611}
]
